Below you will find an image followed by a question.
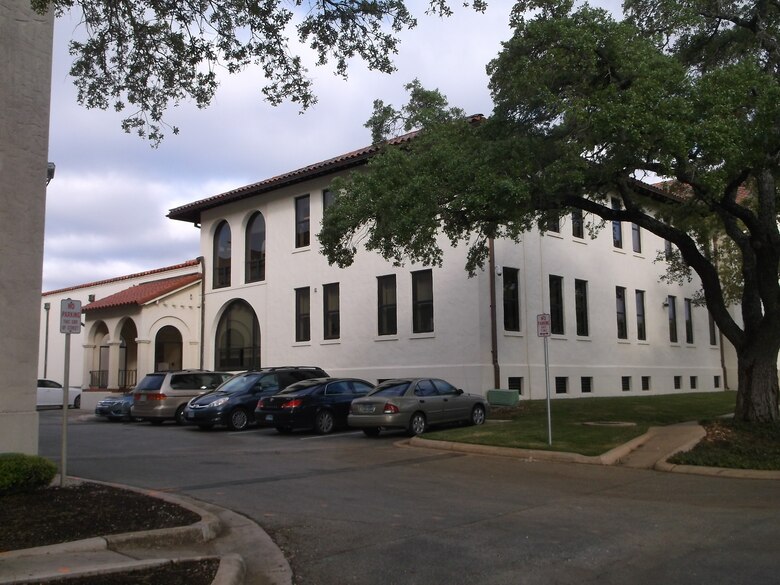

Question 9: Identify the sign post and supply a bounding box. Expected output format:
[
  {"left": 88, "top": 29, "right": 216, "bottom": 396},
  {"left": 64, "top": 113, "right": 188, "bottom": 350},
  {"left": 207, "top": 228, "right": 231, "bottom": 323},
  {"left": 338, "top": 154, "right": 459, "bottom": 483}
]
[
  {"left": 537, "top": 314, "right": 553, "bottom": 446},
  {"left": 59, "top": 299, "right": 82, "bottom": 486}
]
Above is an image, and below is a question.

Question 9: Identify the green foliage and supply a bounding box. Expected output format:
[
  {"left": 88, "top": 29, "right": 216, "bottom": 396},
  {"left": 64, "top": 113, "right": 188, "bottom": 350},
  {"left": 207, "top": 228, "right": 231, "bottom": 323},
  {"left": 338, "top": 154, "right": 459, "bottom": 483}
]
[
  {"left": 0, "top": 453, "right": 58, "bottom": 496},
  {"left": 320, "top": 0, "right": 780, "bottom": 421},
  {"left": 669, "top": 419, "right": 780, "bottom": 470},
  {"left": 37, "top": 0, "right": 483, "bottom": 144}
]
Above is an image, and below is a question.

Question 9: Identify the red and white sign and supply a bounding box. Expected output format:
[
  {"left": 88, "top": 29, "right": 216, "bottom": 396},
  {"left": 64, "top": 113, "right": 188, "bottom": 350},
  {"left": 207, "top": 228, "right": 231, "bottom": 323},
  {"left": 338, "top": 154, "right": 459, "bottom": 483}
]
[
  {"left": 60, "top": 299, "right": 82, "bottom": 334},
  {"left": 537, "top": 313, "right": 552, "bottom": 337}
]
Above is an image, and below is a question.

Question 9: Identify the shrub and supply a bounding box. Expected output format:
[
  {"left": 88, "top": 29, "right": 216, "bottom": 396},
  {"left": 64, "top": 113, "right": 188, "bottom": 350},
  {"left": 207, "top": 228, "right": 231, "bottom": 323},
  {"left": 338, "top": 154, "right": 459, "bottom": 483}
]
[{"left": 0, "top": 453, "right": 58, "bottom": 495}]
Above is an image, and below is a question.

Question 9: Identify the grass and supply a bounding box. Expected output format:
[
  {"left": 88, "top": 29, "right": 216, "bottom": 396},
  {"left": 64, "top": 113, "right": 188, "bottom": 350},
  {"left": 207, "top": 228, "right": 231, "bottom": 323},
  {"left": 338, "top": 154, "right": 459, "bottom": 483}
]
[{"left": 426, "top": 391, "right": 738, "bottom": 457}]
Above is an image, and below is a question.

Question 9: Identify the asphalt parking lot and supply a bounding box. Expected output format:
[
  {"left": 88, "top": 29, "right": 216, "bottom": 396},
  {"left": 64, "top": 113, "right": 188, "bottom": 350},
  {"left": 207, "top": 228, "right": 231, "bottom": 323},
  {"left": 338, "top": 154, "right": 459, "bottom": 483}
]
[{"left": 39, "top": 409, "right": 780, "bottom": 585}]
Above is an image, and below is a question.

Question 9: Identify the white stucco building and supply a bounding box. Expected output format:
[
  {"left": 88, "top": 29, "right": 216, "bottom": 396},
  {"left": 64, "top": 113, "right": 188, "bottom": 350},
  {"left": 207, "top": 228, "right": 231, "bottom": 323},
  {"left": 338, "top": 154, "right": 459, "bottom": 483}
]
[
  {"left": 40, "top": 135, "right": 735, "bottom": 403},
  {"left": 164, "top": 138, "right": 730, "bottom": 398},
  {"left": 40, "top": 261, "right": 203, "bottom": 396}
]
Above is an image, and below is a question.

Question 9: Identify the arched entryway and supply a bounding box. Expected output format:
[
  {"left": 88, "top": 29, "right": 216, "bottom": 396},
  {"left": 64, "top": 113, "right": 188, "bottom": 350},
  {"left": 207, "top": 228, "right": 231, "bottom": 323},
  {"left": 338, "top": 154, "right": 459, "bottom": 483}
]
[
  {"left": 155, "top": 326, "right": 183, "bottom": 372},
  {"left": 215, "top": 299, "right": 261, "bottom": 371},
  {"left": 118, "top": 319, "right": 139, "bottom": 388}
]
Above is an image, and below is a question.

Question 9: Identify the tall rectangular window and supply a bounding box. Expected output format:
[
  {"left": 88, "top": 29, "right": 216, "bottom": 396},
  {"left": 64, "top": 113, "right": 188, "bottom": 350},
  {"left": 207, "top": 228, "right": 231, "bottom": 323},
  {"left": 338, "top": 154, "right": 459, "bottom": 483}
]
[
  {"left": 684, "top": 298, "right": 694, "bottom": 343},
  {"left": 615, "top": 286, "right": 628, "bottom": 339},
  {"left": 611, "top": 198, "right": 623, "bottom": 248},
  {"left": 664, "top": 240, "right": 673, "bottom": 261},
  {"left": 635, "top": 290, "right": 646, "bottom": 341},
  {"left": 621, "top": 376, "right": 631, "bottom": 392},
  {"left": 295, "top": 287, "right": 310, "bottom": 342},
  {"left": 571, "top": 209, "right": 584, "bottom": 239},
  {"left": 295, "top": 195, "right": 310, "bottom": 248},
  {"left": 503, "top": 268, "right": 520, "bottom": 332},
  {"left": 377, "top": 275, "right": 397, "bottom": 336},
  {"left": 542, "top": 212, "right": 560, "bottom": 233},
  {"left": 708, "top": 311, "right": 718, "bottom": 346},
  {"left": 323, "top": 283, "right": 340, "bottom": 340},
  {"left": 632, "top": 224, "right": 642, "bottom": 253},
  {"left": 668, "top": 295, "right": 678, "bottom": 343},
  {"left": 322, "top": 188, "right": 336, "bottom": 211},
  {"left": 412, "top": 269, "right": 434, "bottom": 334},
  {"left": 549, "top": 275, "right": 564, "bottom": 335},
  {"left": 641, "top": 376, "right": 651, "bottom": 391},
  {"left": 581, "top": 377, "right": 593, "bottom": 394},
  {"left": 555, "top": 377, "right": 568, "bottom": 394},
  {"left": 575, "top": 279, "right": 589, "bottom": 336}
]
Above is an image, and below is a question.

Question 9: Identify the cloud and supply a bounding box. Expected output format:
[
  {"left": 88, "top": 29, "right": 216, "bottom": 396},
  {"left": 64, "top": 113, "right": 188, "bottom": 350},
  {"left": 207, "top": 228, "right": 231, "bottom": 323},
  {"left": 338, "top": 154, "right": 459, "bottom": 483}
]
[{"left": 43, "top": 0, "right": 620, "bottom": 291}]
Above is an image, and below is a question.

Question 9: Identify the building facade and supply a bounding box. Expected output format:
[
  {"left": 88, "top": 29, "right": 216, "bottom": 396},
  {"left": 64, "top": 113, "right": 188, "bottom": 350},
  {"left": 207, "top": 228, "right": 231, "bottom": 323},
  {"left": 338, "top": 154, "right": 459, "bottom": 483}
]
[
  {"left": 166, "top": 140, "right": 729, "bottom": 398},
  {"left": 40, "top": 261, "right": 203, "bottom": 395}
]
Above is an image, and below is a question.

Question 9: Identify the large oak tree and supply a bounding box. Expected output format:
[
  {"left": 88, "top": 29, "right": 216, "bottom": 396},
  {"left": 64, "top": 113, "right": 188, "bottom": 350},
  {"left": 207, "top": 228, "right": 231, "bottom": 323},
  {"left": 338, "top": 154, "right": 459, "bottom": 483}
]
[{"left": 319, "top": 0, "right": 780, "bottom": 422}]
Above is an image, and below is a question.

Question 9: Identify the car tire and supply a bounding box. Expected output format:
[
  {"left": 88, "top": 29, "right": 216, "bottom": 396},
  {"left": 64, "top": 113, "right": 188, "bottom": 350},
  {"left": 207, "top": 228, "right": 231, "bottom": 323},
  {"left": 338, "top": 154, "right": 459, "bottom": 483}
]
[
  {"left": 470, "top": 404, "right": 486, "bottom": 426},
  {"left": 314, "top": 410, "right": 335, "bottom": 435},
  {"left": 362, "top": 427, "right": 381, "bottom": 437},
  {"left": 174, "top": 405, "right": 187, "bottom": 425},
  {"left": 227, "top": 408, "right": 250, "bottom": 431},
  {"left": 406, "top": 412, "right": 427, "bottom": 437},
  {"left": 73, "top": 395, "right": 81, "bottom": 409},
  {"left": 276, "top": 427, "right": 293, "bottom": 434},
  {"left": 197, "top": 424, "right": 214, "bottom": 431}
]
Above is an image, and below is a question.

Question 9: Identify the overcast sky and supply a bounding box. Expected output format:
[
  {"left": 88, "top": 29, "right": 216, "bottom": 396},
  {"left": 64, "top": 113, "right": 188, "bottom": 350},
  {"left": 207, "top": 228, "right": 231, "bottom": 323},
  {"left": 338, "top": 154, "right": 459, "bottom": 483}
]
[{"left": 43, "top": 0, "right": 621, "bottom": 292}]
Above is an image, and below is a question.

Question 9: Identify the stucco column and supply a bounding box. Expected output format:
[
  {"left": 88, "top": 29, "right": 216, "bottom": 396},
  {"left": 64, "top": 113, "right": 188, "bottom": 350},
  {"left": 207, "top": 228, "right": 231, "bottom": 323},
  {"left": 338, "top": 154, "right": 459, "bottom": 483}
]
[
  {"left": 106, "top": 341, "right": 123, "bottom": 391},
  {"left": 81, "top": 344, "right": 96, "bottom": 388},
  {"left": 135, "top": 339, "right": 152, "bottom": 378},
  {"left": 0, "top": 0, "right": 54, "bottom": 455}
]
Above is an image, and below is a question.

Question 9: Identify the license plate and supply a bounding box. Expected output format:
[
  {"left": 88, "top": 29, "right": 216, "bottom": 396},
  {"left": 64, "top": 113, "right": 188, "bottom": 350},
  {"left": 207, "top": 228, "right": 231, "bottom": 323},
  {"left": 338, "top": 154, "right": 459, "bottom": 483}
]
[
  {"left": 265, "top": 414, "right": 273, "bottom": 422},
  {"left": 358, "top": 405, "right": 375, "bottom": 414}
]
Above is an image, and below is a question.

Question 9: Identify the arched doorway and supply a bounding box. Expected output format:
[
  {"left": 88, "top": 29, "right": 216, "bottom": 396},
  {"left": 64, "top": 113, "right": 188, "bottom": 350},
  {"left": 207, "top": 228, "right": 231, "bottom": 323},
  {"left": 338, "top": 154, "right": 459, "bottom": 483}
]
[
  {"left": 215, "top": 300, "right": 260, "bottom": 371},
  {"left": 118, "top": 319, "right": 139, "bottom": 388},
  {"left": 155, "top": 326, "right": 183, "bottom": 372}
]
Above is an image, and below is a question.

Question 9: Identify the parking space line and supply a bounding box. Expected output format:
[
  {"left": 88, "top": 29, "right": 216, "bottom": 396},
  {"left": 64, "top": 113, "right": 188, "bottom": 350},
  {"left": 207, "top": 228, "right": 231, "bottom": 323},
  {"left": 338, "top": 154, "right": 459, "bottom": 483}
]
[{"left": 299, "top": 431, "right": 363, "bottom": 440}]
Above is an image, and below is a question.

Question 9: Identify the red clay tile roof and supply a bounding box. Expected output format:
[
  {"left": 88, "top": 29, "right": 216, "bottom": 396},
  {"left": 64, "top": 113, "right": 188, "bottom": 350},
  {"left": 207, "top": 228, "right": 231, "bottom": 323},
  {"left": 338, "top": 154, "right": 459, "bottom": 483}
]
[
  {"left": 83, "top": 273, "right": 201, "bottom": 312},
  {"left": 43, "top": 259, "right": 201, "bottom": 296},
  {"left": 167, "top": 129, "right": 426, "bottom": 224}
]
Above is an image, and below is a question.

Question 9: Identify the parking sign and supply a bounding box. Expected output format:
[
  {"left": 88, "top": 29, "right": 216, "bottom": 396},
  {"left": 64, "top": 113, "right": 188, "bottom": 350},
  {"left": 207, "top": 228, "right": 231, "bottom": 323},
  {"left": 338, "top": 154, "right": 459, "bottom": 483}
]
[
  {"left": 537, "top": 313, "right": 551, "bottom": 337},
  {"left": 60, "top": 299, "right": 82, "bottom": 334}
]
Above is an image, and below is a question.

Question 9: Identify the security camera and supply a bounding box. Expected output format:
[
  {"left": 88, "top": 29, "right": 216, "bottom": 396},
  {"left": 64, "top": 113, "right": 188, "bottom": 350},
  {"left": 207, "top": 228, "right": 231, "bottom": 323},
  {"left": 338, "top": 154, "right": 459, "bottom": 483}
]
[{"left": 46, "top": 162, "right": 56, "bottom": 185}]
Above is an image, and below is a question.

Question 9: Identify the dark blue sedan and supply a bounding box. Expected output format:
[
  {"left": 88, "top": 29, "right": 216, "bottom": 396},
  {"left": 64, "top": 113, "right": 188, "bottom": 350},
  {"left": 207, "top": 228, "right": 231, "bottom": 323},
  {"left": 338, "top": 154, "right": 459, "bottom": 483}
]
[
  {"left": 255, "top": 378, "right": 374, "bottom": 434},
  {"left": 94, "top": 391, "right": 136, "bottom": 421}
]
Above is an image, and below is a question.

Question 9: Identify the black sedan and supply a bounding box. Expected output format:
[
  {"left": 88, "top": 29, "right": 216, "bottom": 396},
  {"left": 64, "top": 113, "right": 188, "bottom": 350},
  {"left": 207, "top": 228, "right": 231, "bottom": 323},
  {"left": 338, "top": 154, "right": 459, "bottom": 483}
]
[{"left": 255, "top": 378, "right": 374, "bottom": 434}]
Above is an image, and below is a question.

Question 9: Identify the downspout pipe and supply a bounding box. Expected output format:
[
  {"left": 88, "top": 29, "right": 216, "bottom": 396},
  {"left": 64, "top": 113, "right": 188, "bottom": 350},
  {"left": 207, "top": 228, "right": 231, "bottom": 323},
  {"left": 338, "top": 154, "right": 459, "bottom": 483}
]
[
  {"left": 197, "top": 256, "right": 206, "bottom": 370},
  {"left": 488, "top": 239, "right": 500, "bottom": 388}
]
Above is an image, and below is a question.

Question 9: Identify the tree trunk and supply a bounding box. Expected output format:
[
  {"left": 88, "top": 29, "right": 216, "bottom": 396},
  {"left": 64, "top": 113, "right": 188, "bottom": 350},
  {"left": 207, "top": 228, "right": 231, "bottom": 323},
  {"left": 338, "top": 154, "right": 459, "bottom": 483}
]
[{"left": 734, "top": 342, "right": 780, "bottom": 423}]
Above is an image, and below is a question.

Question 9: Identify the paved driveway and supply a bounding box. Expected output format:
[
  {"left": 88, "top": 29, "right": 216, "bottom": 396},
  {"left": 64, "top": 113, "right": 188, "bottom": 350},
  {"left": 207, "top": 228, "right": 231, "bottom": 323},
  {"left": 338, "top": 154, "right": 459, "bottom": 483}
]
[{"left": 40, "top": 410, "right": 780, "bottom": 585}]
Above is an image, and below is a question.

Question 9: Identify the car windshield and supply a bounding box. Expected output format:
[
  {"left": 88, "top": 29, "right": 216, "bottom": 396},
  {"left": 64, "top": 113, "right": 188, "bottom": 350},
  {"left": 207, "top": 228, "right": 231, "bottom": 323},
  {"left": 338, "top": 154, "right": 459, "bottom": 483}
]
[
  {"left": 134, "top": 374, "right": 164, "bottom": 391},
  {"left": 370, "top": 381, "right": 411, "bottom": 397},
  {"left": 279, "top": 379, "right": 325, "bottom": 395},
  {"left": 214, "top": 374, "right": 263, "bottom": 394}
]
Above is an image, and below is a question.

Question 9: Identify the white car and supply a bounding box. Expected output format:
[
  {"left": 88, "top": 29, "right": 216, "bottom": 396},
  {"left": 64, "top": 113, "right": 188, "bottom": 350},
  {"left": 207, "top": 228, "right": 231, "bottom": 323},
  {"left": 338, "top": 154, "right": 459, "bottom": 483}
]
[{"left": 37, "top": 379, "right": 81, "bottom": 409}]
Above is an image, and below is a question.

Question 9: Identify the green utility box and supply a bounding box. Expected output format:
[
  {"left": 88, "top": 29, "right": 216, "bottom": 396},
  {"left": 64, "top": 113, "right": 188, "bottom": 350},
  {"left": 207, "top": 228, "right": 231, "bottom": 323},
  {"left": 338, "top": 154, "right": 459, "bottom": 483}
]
[{"left": 486, "top": 389, "right": 520, "bottom": 407}]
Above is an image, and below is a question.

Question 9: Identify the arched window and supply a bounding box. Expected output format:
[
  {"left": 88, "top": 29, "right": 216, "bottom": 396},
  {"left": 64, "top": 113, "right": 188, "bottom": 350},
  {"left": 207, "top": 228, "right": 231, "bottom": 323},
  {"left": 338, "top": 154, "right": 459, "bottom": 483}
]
[
  {"left": 245, "top": 212, "right": 266, "bottom": 283},
  {"left": 213, "top": 221, "right": 231, "bottom": 288},
  {"left": 215, "top": 300, "right": 260, "bottom": 371}
]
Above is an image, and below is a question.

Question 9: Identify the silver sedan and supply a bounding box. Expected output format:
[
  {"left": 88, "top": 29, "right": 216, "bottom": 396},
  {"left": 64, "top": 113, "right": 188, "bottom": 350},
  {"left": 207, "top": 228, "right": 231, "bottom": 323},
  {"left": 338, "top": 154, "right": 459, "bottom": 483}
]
[{"left": 348, "top": 378, "right": 488, "bottom": 437}]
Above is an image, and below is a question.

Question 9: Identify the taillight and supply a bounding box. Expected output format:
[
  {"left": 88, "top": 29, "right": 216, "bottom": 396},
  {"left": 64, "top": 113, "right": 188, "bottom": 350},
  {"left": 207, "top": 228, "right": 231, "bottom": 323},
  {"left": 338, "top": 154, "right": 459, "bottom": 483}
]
[
  {"left": 383, "top": 403, "right": 399, "bottom": 414},
  {"left": 282, "top": 399, "right": 303, "bottom": 409},
  {"left": 257, "top": 398, "right": 266, "bottom": 408},
  {"left": 148, "top": 393, "right": 166, "bottom": 401}
]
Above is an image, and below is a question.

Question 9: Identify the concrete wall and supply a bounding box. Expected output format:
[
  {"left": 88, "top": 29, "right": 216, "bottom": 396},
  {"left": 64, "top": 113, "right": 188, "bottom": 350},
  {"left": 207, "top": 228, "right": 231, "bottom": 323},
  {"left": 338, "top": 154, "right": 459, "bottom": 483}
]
[{"left": 0, "top": 0, "right": 54, "bottom": 454}]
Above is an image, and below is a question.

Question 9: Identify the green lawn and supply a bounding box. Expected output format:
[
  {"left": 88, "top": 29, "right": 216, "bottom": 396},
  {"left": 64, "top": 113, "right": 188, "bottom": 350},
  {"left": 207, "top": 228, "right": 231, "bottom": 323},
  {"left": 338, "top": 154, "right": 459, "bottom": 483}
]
[{"left": 426, "top": 392, "right": 737, "bottom": 457}]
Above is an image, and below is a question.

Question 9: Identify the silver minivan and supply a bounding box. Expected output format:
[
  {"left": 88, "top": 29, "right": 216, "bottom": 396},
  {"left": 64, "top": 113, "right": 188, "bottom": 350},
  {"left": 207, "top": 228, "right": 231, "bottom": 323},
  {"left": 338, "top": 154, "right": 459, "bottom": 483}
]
[{"left": 132, "top": 370, "right": 232, "bottom": 425}]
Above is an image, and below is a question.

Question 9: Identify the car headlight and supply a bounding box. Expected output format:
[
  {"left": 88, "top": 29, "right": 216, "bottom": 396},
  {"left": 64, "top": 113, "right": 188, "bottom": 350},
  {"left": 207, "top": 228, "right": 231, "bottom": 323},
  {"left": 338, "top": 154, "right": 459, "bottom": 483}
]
[{"left": 210, "top": 397, "right": 229, "bottom": 408}]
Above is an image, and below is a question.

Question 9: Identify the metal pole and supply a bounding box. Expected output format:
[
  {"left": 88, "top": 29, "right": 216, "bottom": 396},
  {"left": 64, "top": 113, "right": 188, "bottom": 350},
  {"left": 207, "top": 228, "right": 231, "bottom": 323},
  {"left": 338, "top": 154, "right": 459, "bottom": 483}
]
[
  {"left": 61, "top": 333, "right": 70, "bottom": 487},
  {"left": 43, "top": 303, "right": 50, "bottom": 378},
  {"left": 544, "top": 335, "right": 552, "bottom": 446}
]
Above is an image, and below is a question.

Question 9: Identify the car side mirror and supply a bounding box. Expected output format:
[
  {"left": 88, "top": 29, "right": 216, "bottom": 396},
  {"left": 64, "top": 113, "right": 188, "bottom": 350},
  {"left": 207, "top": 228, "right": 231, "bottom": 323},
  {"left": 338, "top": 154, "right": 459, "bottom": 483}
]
[{"left": 456, "top": 389, "right": 464, "bottom": 395}]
